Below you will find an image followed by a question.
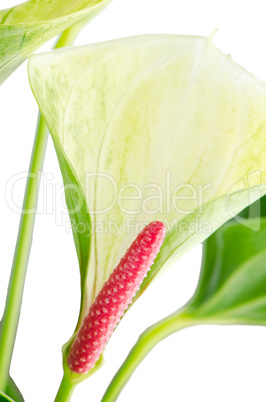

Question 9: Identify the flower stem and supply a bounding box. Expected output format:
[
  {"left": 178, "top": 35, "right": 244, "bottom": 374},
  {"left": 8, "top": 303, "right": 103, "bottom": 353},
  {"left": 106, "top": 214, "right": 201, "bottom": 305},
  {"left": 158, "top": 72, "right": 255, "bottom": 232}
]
[
  {"left": 54, "top": 375, "right": 76, "bottom": 402},
  {"left": 0, "top": 114, "right": 48, "bottom": 391},
  {"left": 0, "top": 21, "right": 88, "bottom": 393},
  {"left": 101, "top": 310, "right": 196, "bottom": 402}
]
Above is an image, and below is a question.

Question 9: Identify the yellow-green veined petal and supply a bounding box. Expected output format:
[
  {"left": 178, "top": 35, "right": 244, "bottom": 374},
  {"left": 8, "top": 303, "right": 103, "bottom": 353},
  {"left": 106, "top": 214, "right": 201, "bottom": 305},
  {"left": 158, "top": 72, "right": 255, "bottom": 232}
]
[
  {"left": 0, "top": 0, "right": 111, "bottom": 84},
  {"left": 28, "top": 34, "right": 266, "bottom": 328}
]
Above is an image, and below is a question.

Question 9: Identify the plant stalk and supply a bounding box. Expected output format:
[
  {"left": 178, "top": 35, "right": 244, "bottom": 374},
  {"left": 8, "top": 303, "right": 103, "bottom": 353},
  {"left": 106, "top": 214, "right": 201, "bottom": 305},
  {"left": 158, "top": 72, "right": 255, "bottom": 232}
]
[
  {"left": 0, "top": 114, "right": 48, "bottom": 390},
  {"left": 54, "top": 375, "right": 76, "bottom": 402},
  {"left": 0, "top": 21, "right": 88, "bottom": 392},
  {"left": 101, "top": 311, "right": 196, "bottom": 402}
]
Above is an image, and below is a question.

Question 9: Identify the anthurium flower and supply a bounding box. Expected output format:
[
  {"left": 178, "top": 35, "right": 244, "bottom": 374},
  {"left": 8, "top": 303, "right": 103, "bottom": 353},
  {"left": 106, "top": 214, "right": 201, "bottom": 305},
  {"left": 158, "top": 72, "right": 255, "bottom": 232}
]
[{"left": 28, "top": 34, "right": 266, "bottom": 383}]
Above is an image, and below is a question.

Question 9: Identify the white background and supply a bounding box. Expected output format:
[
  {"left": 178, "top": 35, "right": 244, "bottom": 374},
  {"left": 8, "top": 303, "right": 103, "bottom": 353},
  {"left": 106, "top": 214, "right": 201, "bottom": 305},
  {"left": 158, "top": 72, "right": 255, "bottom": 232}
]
[{"left": 1, "top": 0, "right": 266, "bottom": 401}]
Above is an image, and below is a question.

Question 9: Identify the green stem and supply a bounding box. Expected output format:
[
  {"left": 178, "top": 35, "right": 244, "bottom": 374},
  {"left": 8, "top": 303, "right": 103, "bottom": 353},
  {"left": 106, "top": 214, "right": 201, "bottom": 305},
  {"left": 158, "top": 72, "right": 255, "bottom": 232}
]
[
  {"left": 0, "top": 114, "right": 48, "bottom": 390},
  {"left": 0, "top": 21, "right": 88, "bottom": 392},
  {"left": 54, "top": 375, "right": 76, "bottom": 402},
  {"left": 101, "top": 310, "right": 196, "bottom": 402}
]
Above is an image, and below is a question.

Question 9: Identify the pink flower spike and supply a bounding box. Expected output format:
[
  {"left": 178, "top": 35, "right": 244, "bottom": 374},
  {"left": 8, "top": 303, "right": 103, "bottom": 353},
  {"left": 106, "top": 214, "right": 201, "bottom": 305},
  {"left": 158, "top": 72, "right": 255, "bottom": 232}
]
[{"left": 67, "top": 221, "right": 166, "bottom": 374}]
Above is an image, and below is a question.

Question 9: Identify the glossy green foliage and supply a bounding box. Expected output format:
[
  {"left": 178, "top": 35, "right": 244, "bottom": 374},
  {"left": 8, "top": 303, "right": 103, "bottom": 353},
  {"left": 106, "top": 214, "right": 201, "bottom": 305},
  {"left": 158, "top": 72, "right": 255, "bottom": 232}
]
[
  {"left": 0, "top": 321, "right": 24, "bottom": 401},
  {"left": 101, "top": 212, "right": 266, "bottom": 401},
  {"left": 0, "top": 391, "right": 15, "bottom": 402},
  {"left": 188, "top": 217, "right": 266, "bottom": 324},
  {"left": 5, "top": 377, "right": 23, "bottom": 402},
  {"left": 0, "top": 0, "right": 110, "bottom": 84}
]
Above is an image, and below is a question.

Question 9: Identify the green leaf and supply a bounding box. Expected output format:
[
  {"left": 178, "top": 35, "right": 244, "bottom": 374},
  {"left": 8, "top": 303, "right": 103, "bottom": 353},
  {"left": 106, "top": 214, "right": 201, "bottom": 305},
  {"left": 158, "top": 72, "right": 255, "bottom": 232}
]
[
  {"left": 0, "top": 0, "right": 111, "bottom": 85},
  {"left": 5, "top": 376, "right": 24, "bottom": 402},
  {"left": 101, "top": 216, "right": 266, "bottom": 400},
  {"left": 0, "top": 320, "right": 24, "bottom": 401},
  {"left": 0, "top": 391, "right": 15, "bottom": 402},
  {"left": 28, "top": 34, "right": 266, "bottom": 329},
  {"left": 237, "top": 193, "right": 266, "bottom": 220},
  {"left": 188, "top": 218, "right": 266, "bottom": 324}
]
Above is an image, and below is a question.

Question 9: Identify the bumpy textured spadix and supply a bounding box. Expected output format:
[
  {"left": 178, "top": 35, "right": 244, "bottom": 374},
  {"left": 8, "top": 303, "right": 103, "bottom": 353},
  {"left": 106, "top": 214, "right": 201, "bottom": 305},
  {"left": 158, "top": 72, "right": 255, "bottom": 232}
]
[{"left": 68, "top": 221, "right": 166, "bottom": 373}]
